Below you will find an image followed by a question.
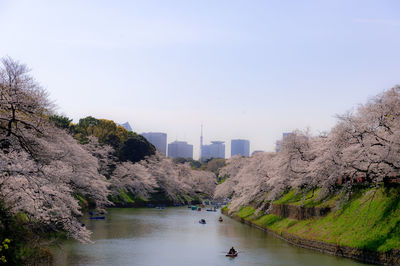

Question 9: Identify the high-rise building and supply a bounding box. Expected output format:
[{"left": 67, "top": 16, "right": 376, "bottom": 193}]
[
  {"left": 201, "top": 145, "right": 210, "bottom": 161},
  {"left": 231, "top": 139, "right": 250, "bottom": 157},
  {"left": 167, "top": 141, "right": 193, "bottom": 159},
  {"left": 141, "top": 132, "right": 167, "bottom": 156},
  {"left": 201, "top": 141, "right": 225, "bottom": 161},
  {"left": 275, "top": 132, "right": 293, "bottom": 152}
]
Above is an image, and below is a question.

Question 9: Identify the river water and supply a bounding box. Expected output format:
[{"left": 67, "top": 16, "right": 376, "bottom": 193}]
[{"left": 53, "top": 207, "right": 368, "bottom": 266}]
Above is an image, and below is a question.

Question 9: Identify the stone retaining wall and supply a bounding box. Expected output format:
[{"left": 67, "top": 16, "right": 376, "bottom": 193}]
[{"left": 269, "top": 203, "right": 330, "bottom": 220}]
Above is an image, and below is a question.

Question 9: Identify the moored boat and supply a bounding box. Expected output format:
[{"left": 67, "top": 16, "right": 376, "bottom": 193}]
[{"left": 90, "top": 216, "right": 105, "bottom": 220}]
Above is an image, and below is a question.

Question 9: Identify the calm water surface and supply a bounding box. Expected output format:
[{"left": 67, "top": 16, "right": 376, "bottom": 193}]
[{"left": 53, "top": 207, "right": 369, "bottom": 266}]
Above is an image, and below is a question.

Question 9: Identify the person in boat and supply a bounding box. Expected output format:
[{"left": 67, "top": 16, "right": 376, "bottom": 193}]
[{"left": 228, "top": 247, "right": 236, "bottom": 254}]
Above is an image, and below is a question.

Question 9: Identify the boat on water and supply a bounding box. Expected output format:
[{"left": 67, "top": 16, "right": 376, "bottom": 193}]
[
  {"left": 226, "top": 252, "right": 238, "bottom": 257},
  {"left": 197, "top": 207, "right": 201, "bottom": 211},
  {"left": 90, "top": 216, "right": 105, "bottom": 220},
  {"left": 191, "top": 206, "right": 197, "bottom": 210},
  {"left": 206, "top": 208, "right": 217, "bottom": 212},
  {"left": 199, "top": 219, "right": 206, "bottom": 224},
  {"left": 218, "top": 217, "right": 223, "bottom": 222},
  {"left": 89, "top": 210, "right": 106, "bottom": 220}
]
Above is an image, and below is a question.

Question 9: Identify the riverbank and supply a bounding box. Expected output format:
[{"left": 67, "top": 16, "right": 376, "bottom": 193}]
[
  {"left": 222, "top": 187, "right": 400, "bottom": 265},
  {"left": 107, "top": 186, "right": 209, "bottom": 207}
]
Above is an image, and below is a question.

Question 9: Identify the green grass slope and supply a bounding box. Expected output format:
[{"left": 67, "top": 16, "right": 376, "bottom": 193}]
[{"left": 230, "top": 187, "right": 400, "bottom": 252}]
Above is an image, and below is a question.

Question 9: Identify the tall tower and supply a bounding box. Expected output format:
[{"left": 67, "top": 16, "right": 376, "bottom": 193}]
[{"left": 200, "top": 124, "right": 203, "bottom": 160}]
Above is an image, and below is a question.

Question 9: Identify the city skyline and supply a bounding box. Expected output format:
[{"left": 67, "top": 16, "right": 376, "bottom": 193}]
[
  {"left": 141, "top": 127, "right": 256, "bottom": 160},
  {"left": 140, "top": 126, "right": 254, "bottom": 160}
]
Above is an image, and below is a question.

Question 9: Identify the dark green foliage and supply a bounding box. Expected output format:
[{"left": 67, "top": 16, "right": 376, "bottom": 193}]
[
  {"left": 104, "top": 134, "right": 122, "bottom": 149},
  {"left": 201, "top": 158, "right": 226, "bottom": 174},
  {"left": 71, "top": 116, "right": 100, "bottom": 144},
  {"left": 148, "top": 187, "right": 175, "bottom": 205},
  {"left": 217, "top": 174, "right": 228, "bottom": 184},
  {"left": 174, "top": 157, "right": 226, "bottom": 174},
  {"left": 49, "top": 115, "right": 72, "bottom": 129},
  {"left": 118, "top": 134, "right": 156, "bottom": 163},
  {"left": 174, "top": 157, "right": 202, "bottom": 169},
  {"left": 0, "top": 203, "right": 52, "bottom": 265},
  {"left": 77, "top": 116, "right": 99, "bottom": 129},
  {"left": 71, "top": 116, "right": 155, "bottom": 163},
  {"left": 108, "top": 190, "right": 149, "bottom": 206}
]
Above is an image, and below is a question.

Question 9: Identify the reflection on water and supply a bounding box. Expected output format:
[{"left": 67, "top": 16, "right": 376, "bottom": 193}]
[{"left": 52, "top": 208, "right": 369, "bottom": 266}]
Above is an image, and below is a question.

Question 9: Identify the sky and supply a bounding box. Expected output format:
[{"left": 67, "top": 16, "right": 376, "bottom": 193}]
[{"left": 1, "top": 0, "right": 400, "bottom": 159}]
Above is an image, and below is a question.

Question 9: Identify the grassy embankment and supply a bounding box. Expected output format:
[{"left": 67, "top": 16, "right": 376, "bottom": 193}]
[{"left": 224, "top": 186, "right": 400, "bottom": 252}]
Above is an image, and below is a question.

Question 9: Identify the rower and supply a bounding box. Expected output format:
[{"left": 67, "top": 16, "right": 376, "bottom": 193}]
[{"left": 228, "top": 247, "right": 236, "bottom": 254}]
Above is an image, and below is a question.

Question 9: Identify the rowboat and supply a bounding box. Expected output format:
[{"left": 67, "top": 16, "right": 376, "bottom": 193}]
[
  {"left": 226, "top": 252, "right": 238, "bottom": 257},
  {"left": 89, "top": 216, "right": 105, "bottom": 220}
]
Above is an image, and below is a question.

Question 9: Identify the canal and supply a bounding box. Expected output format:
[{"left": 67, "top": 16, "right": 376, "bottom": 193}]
[{"left": 53, "top": 207, "right": 369, "bottom": 265}]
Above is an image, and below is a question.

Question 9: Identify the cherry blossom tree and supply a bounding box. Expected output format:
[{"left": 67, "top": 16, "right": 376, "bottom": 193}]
[
  {"left": 110, "top": 153, "right": 216, "bottom": 204},
  {"left": 0, "top": 57, "right": 52, "bottom": 155},
  {"left": 215, "top": 86, "right": 400, "bottom": 213},
  {"left": 0, "top": 58, "right": 110, "bottom": 242}
]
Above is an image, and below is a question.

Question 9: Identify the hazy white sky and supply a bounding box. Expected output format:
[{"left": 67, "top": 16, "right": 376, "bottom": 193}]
[{"left": 1, "top": 0, "right": 399, "bottom": 159}]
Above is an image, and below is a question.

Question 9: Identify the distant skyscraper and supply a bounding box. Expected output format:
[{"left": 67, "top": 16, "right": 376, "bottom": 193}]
[
  {"left": 275, "top": 132, "right": 293, "bottom": 152},
  {"left": 275, "top": 141, "right": 281, "bottom": 152},
  {"left": 141, "top": 132, "right": 167, "bottom": 156},
  {"left": 167, "top": 141, "right": 193, "bottom": 159},
  {"left": 120, "top": 122, "right": 132, "bottom": 131},
  {"left": 201, "top": 141, "right": 225, "bottom": 161},
  {"left": 231, "top": 139, "right": 250, "bottom": 157},
  {"left": 201, "top": 145, "right": 210, "bottom": 161}
]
